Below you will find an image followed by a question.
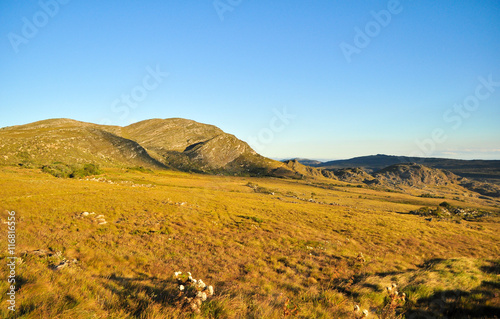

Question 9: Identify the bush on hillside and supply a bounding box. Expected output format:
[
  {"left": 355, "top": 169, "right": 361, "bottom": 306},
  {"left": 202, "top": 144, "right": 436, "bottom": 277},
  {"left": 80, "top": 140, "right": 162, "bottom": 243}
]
[{"left": 41, "top": 163, "right": 102, "bottom": 178}]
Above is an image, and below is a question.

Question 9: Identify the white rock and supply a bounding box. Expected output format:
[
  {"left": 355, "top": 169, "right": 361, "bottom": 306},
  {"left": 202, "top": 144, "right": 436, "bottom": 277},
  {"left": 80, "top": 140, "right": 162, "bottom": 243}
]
[
  {"left": 197, "top": 291, "right": 207, "bottom": 301},
  {"left": 207, "top": 285, "right": 214, "bottom": 296},
  {"left": 197, "top": 279, "right": 206, "bottom": 289}
]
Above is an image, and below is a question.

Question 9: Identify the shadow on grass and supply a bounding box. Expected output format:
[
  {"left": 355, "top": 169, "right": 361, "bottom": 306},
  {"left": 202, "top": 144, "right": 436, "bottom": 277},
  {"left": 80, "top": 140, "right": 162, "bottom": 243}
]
[
  {"left": 98, "top": 273, "right": 232, "bottom": 318},
  {"left": 98, "top": 273, "right": 180, "bottom": 317},
  {"left": 480, "top": 259, "right": 500, "bottom": 275},
  {"left": 406, "top": 282, "right": 500, "bottom": 318}
]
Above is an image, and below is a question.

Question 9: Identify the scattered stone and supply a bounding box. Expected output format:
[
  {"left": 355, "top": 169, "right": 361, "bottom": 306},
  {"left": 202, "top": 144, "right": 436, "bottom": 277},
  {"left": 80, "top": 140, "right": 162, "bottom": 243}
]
[
  {"left": 53, "top": 258, "right": 78, "bottom": 271},
  {"left": 78, "top": 211, "right": 108, "bottom": 225},
  {"left": 174, "top": 271, "right": 214, "bottom": 313}
]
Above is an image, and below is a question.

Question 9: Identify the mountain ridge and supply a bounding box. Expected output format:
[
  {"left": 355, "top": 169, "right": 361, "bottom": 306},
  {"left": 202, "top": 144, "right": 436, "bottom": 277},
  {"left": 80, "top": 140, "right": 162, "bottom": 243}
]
[{"left": 0, "top": 118, "right": 287, "bottom": 176}]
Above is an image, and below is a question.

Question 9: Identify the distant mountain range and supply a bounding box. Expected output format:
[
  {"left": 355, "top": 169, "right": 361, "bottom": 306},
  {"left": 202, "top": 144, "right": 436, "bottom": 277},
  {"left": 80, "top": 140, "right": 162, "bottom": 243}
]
[
  {"left": 284, "top": 159, "right": 500, "bottom": 198},
  {"left": 290, "top": 154, "right": 500, "bottom": 185}
]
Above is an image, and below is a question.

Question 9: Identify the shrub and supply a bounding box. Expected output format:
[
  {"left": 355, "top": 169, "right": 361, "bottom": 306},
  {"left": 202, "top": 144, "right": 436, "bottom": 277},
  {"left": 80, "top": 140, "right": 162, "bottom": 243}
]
[
  {"left": 42, "top": 163, "right": 73, "bottom": 178},
  {"left": 127, "top": 166, "right": 153, "bottom": 173},
  {"left": 439, "top": 201, "right": 452, "bottom": 209},
  {"left": 419, "top": 193, "right": 445, "bottom": 199},
  {"left": 41, "top": 163, "right": 102, "bottom": 178}
]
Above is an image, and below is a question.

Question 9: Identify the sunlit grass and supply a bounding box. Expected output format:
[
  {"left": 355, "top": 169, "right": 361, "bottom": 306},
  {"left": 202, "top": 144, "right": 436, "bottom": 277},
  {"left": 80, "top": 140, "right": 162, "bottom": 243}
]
[{"left": 0, "top": 165, "right": 499, "bottom": 318}]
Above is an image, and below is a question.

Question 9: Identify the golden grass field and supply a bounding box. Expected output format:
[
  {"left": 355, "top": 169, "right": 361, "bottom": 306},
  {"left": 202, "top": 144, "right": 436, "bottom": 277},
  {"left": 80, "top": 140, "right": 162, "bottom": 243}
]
[{"left": 1, "top": 166, "right": 499, "bottom": 318}]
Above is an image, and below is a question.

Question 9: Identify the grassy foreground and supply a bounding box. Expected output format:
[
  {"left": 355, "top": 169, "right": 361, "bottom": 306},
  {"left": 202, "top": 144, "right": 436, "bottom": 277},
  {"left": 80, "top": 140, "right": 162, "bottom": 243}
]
[{"left": 0, "top": 166, "right": 499, "bottom": 318}]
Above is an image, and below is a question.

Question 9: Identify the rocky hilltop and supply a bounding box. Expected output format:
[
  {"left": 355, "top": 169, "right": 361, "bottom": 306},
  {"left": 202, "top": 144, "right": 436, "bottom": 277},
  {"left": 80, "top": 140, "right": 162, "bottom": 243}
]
[
  {"left": 325, "top": 163, "right": 500, "bottom": 198},
  {"left": 123, "top": 118, "right": 268, "bottom": 172},
  {"left": 311, "top": 154, "right": 500, "bottom": 185},
  {"left": 283, "top": 159, "right": 336, "bottom": 179},
  {"left": 373, "top": 163, "right": 460, "bottom": 187}
]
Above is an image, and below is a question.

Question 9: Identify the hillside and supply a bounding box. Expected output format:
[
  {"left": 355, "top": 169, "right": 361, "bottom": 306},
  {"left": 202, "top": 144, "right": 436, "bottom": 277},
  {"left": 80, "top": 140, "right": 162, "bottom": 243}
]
[
  {"left": 0, "top": 118, "right": 291, "bottom": 177},
  {"left": 0, "top": 119, "right": 167, "bottom": 169}
]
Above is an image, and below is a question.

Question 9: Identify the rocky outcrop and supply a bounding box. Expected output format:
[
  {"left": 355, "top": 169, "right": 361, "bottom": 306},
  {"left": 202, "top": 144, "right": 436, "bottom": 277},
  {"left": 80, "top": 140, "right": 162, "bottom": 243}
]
[
  {"left": 373, "top": 163, "right": 460, "bottom": 187},
  {"left": 283, "top": 159, "right": 337, "bottom": 179},
  {"left": 332, "top": 167, "right": 379, "bottom": 184}
]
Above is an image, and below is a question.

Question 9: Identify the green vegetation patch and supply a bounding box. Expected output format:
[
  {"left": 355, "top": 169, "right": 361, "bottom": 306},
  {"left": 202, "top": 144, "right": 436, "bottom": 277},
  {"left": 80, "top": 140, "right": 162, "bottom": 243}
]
[
  {"left": 410, "top": 202, "right": 495, "bottom": 221},
  {"left": 41, "top": 162, "right": 102, "bottom": 178},
  {"left": 418, "top": 193, "right": 445, "bottom": 199}
]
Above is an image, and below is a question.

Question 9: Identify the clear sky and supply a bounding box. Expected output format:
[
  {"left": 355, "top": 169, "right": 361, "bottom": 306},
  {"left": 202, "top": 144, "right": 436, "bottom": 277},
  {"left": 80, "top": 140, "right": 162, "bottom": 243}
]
[{"left": 1, "top": 0, "right": 499, "bottom": 160}]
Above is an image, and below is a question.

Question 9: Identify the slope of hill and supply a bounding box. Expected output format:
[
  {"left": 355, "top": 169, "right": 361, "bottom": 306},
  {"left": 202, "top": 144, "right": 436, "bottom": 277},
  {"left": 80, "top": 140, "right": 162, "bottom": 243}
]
[
  {"left": 122, "top": 118, "right": 285, "bottom": 175},
  {"left": 0, "top": 119, "right": 167, "bottom": 169},
  {"left": 0, "top": 118, "right": 295, "bottom": 177}
]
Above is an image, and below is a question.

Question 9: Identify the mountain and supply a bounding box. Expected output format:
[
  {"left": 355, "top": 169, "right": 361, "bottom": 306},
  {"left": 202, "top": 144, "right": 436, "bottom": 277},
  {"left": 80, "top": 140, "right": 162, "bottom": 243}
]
[
  {"left": 313, "top": 154, "right": 500, "bottom": 185},
  {"left": 373, "top": 163, "right": 460, "bottom": 187},
  {"left": 0, "top": 118, "right": 291, "bottom": 176},
  {"left": 122, "top": 118, "right": 276, "bottom": 173},
  {"left": 282, "top": 159, "right": 336, "bottom": 179},
  {"left": 331, "top": 167, "right": 380, "bottom": 185},
  {"left": 327, "top": 162, "right": 500, "bottom": 198},
  {"left": 284, "top": 158, "right": 323, "bottom": 166}
]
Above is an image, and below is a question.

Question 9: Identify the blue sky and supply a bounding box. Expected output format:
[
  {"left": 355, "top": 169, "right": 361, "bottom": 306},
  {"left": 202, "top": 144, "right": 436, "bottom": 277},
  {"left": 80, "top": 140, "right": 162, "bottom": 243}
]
[{"left": 1, "top": 1, "right": 499, "bottom": 160}]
